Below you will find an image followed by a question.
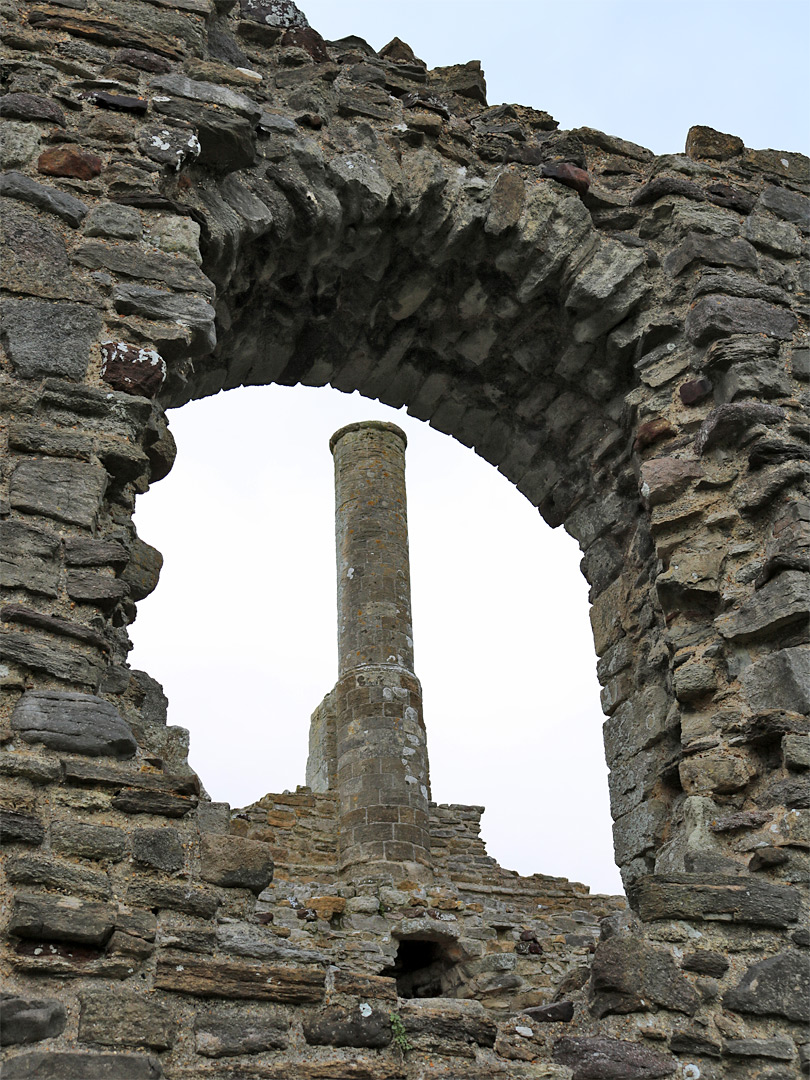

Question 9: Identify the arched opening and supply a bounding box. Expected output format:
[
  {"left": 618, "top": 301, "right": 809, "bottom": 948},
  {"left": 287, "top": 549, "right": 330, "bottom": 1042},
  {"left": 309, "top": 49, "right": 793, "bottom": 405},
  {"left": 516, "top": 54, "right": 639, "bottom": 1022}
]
[
  {"left": 128, "top": 381, "right": 622, "bottom": 894},
  {"left": 382, "top": 936, "right": 464, "bottom": 999}
]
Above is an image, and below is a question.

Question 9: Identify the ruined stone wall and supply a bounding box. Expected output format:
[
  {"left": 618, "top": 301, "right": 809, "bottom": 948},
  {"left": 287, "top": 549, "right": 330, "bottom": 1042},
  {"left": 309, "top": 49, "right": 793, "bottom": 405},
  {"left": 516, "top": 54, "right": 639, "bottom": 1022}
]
[{"left": 1, "top": 0, "right": 809, "bottom": 1076}]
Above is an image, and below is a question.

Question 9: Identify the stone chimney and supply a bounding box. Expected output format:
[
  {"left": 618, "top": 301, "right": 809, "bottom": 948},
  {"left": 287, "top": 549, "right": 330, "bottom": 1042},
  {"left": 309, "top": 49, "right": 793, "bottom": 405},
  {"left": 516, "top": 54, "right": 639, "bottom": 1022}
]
[{"left": 307, "top": 421, "right": 432, "bottom": 884}]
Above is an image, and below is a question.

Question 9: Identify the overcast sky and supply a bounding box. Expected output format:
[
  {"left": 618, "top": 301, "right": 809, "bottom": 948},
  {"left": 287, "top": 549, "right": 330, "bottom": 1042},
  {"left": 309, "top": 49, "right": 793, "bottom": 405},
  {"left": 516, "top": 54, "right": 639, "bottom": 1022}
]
[{"left": 129, "top": 1, "right": 809, "bottom": 897}]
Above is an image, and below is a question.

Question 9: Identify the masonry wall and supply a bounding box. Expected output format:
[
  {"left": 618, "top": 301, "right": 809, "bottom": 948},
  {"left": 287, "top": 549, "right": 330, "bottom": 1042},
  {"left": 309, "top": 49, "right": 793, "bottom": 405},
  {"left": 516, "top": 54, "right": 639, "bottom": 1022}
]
[{"left": 1, "top": 0, "right": 808, "bottom": 1076}]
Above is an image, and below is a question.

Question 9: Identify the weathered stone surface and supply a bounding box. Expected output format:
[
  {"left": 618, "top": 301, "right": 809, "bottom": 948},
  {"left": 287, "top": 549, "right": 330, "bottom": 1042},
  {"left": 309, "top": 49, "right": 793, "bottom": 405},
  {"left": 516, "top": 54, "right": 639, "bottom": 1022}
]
[
  {"left": 723, "top": 951, "right": 810, "bottom": 1022},
  {"left": 303, "top": 1004, "right": 392, "bottom": 1048},
  {"left": 74, "top": 241, "right": 213, "bottom": 296},
  {"left": 553, "top": 1035, "right": 677, "bottom": 1079},
  {"left": 745, "top": 211, "right": 802, "bottom": 256},
  {"left": 685, "top": 125, "right": 744, "bottom": 160},
  {"left": 783, "top": 734, "right": 810, "bottom": 771},
  {"left": 716, "top": 571, "right": 809, "bottom": 643},
  {"left": 200, "top": 833, "right": 274, "bottom": 892},
  {"left": 9, "top": 893, "right": 116, "bottom": 946},
  {"left": 0, "top": 170, "right": 88, "bottom": 227},
  {"left": 0, "top": 121, "right": 42, "bottom": 169},
  {"left": 398, "top": 999, "right": 497, "bottom": 1057},
  {"left": 84, "top": 202, "right": 143, "bottom": 240},
  {"left": 681, "top": 950, "right": 729, "bottom": 978},
  {"left": 155, "top": 955, "right": 326, "bottom": 1001},
  {"left": 679, "top": 748, "right": 756, "bottom": 795},
  {"left": 664, "top": 233, "right": 757, "bottom": 276},
  {"left": 51, "top": 821, "right": 127, "bottom": 861},
  {"left": 741, "top": 647, "right": 810, "bottom": 714},
  {"left": 9, "top": 459, "right": 108, "bottom": 527},
  {"left": 0, "top": 93, "right": 65, "bottom": 127},
  {"left": 121, "top": 538, "right": 164, "bottom": 601},
  {"left": 151, "top": 98, "right": 257, "bottom": 172},
  {"left": 633, "top": 874, "right": 801, "bottom": 927},
  {"left": 0, "top": 993, "right": 67, "bottom": 1046},
  {"left": 0, "top": 1052, "right": 164, "bottom": 1079},
  {"left": 65, "top": 570, "right": 128, "bottom": 606},
  {"left": 127, "top": 880, "right": 219, "bottom": 919},
  {"left": 1, "top": 299, "right": 102, "bottom": 380},
  {"left": 522, "top": 1001, "right": 575, "bottom": 1023},
  {"left": 38, "top": 146, "right": 102, "bottom": 180},
  {"left": 5, "top": 853, "right": 112, "bottom": 898},
  {"left": 759, "top": 183, "right": 810, "bottom": 227},
  {"left": 0, "top": 810, "right": 45, "bottom": 847},
  {"left": 100, "top": 342, "right": 166, "bottom": 398},
  {"left": 113, "top": 284, "right": 216, "bottom": 355},
  {"left": 238, "top": 0, "right": 308, "bottom": 28},
  {"left": 0, "top": 630, "right": 101, "bottom": 685},
  {"left": 589, "top": 937, "right": 700, "bottom": 1018},
  {"left": 79, "top": 989, "right": 177, "bottom": 1051},
  {"left": 724, "top": 1037, "right": 796, "bottom": 1059},
  {"left": 11, "top": 691, "right": 136, "bottom": 758},
  {"left": 112, "top": 788, "right": 198, "bottom": 817},
  {"left": 195, "top": 1005, "right": 290, "bottom": 1056},
  {"left": 685, "top": 295, "right": 797, "bottom": 344},
  {"left": 132, "top": 828, "right": 184, "bottom": 871}
]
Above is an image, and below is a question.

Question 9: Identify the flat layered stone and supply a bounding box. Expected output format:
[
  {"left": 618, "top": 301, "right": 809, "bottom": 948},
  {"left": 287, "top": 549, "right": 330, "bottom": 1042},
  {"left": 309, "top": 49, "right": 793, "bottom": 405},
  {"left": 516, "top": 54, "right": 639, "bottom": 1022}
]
[
  {"left": 151, "top": 98, "right": 257, "bottom": 172},
  {"left": 716, "top": 571, "right": 809, "bottom": 643},
  {"left": 0, "top": 170, "right": 88, "bottom": 227},
  {"left": 741, "top": 647, "right": 810, "bottom": 714},
  {"left": 9, "top": 459, "right": 108, "bottom": 527},
  {"left": 195, "top": 1005, "right": 290, "bottom": 1056},
  {"left": 553, "top": 1036, "right": 677, "bottom": 1079},
  {"left": 127, "top": 880, "right": 219, "bottom": 919},
  {"left": 303, "top": 1004, "right": 392, "bottom": 1049},
  {"left": 62, "top": 758, "right": 198, "bottom": 795},
  {"left": 150, "top": 74, "right": 261, "bottom": 120},
  {"left": 5, "top": 854, "right": 112, "bottom": 898},
  {"left": 685, "top": 295, "right": 797, "bottom": 344},
  {"left": 79, "top": 989, "right": 177, "bottom": 1051},
  {"left": 131, "top": 828, "right": 184, "bottom": 871},
  {"left": 0, "top": 810, "right": 45, "bottom": 847},
  {"left": 27, "top": 6, "right": 187, "bottom": 59},
  {"left": 0, "top": 992, "right": 67, "bottom": 1046},
  {"left": 11, "top": 691, "right": 136, "bottom": 758},
  {"left": 398, "top": 999, "right": 497, "bottom": 1058},
  {"left": 200, "top": 833, "right": 274, "bottom": 892},
  {"left": 73, "top": 241, "right": 214, "bottom": 297},
  {"left": 113, "top": 284, "right": 216, "bottom": 355},
  {"left": 1, "top": 1052, "right": 164, "bottom": 1079},
  {"left": 111, "top": 788, "right": 198, "bottom": 816},
  {"left": 1, "top": 298, "right": 102, "bottom": 381},
  {"left": 154, "top": 955, "right": 326, "bottom": 1001},
  {"left": 9, "top": 893, "right": 117, "bottom": 946},
  {"left": 0, "top": 631, "right": 102, "bottom": 685},
  {"left": 51, "top": 821, "right": 128, "bottom": 861},
  {"left": 632, "top": 874, "right": 801, "bottom": 927}
]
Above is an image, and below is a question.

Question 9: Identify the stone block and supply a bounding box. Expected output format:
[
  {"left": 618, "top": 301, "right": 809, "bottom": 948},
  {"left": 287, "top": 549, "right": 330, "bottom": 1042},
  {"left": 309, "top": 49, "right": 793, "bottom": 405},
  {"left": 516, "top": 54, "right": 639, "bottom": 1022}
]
[
  {"left": 685, "top": 295, "right": 797, "bottom": 345},
  {"left": 0, "top": 993, "right": 67, "bottom": 1046},
  {"left": 745, "top": 211, "right": 802, "bottom": 256},
  {"left": 9, "top": 893, "right": 116, "bottom": 946},
  {"left": 1, "top": 298, "right": 102, "bottom": 381},
  {"left": 679, "top": 748, "right": 756, "bottom": 795},
  {"left": 673, "top": 660, "right": 717, "bottom": 701},
  {"left": 51, "top": 822, "right": 127, "bottom": 861},
  {"left": 0, "top": 170, "right": 88, "bottom": 227},
  {"left": 639, "top": 458, "right": 703, "bottom": 507},
  {"left": 79, "top": 989, "right": 177, "bottom": 1051},
  {"left": 553, "top": 1035, "right": 677, "bottom": 1079},
  {"left": 111, "top": 789, "right": 198, "bottom": 817},
  {"left": 9, "top": 459, "right": 108, "bottom": 528},
  {"left": 759, "top": 184, "right": 810, "bottom": 227},
  {"left": 303, "top": 1004, "right": 392, "bottom": 1048},
  {"left": 0, "top": 810, "right": 45, "bottom": 847},
  {"left": 11, "top": 691, "right": 136, "bottom": 758},
  {"left": 681, "top": 950, "right": 729, "bottom": 978},
  {"left": 84, "top": 202, "right": 142, "bottom": 240},
  {"left": 194, "top": 1005, "right": 289, "bottom": 1056},
  {"left": 6, "top": 853, "right": 112, "bottom": 899},
  {"left": 200, "top": 833, "right": 274, "bottom": 892},
  {"left": 113, "top": 284, "right": 216, "bottom": 355},
  {"left": 121, "top": 537, "right": 163, "bottom": 601},
  {"left": 154, "top": 955, "right": 325, "bottom": 1001},
  {"left": 0, "top": 121, "right": 41, "bottom": 169},
  {"left": 132, "top": 828, "right": 184, "bottom": 871},
  {"left": 741, "top": 647, "right": 810, "bottom": 714},
  {"left": 783, "top": 734, "right": 810, "bottom": 771},
  {"left": 398, "top": 998, "right": 497, "bottom": 1058},
  {"left": 686, "top": 125, "right": 744, "bottom": 160},
  {"left": 127, "top": 880, "right": 219, "bottom": 919},
  {"left": 723, "top": 950, "right": 810, "bottom": 1023},
  {"left": 633, "top": 874, "right": 800, "bottom": 927},
  {"left": 0, "top": 1052, "right": 164, "bottom": 1078},
  {"left": 589, "top": 937, "right": 699, "bottom": 1018},
  {"left": 716, "top": 571, "right": 809, "bottom": 643},
  {"left": 612, "top": 798, "right": 669, "bottom": 864}
]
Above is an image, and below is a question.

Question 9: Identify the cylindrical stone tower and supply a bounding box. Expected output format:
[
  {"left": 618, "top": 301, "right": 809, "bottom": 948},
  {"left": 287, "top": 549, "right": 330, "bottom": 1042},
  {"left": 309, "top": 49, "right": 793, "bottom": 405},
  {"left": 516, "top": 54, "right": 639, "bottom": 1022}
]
[{"left": 330, "top": 421, "right": 432, "bottom": 884}]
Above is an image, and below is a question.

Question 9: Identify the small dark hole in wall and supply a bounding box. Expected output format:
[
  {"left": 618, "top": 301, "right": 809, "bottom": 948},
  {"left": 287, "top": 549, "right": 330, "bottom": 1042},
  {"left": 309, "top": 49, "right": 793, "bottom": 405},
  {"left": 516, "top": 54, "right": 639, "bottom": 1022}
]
[{"left": 382, "top": 937, "right": 459, "bottom": 998}]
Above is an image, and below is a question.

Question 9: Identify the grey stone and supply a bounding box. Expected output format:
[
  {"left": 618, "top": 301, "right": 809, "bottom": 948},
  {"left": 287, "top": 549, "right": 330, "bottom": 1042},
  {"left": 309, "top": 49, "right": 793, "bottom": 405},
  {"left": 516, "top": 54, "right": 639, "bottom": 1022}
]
[
  {"left": 0, "top": 993, "right": 67, "bottom": 1046},
  {"left": 0, "top": 810, "right": 44, "bottom": 847},
  {"left": 9, "top": 458, "right": 108, "bottom": 526},
  {"left": 11, "top": 690, "right": 136, "bottom": 758},
  {"left": 397, "top": 999, "right": 497, "bottom": 1057},
  {"left": 303, "top": 1004, "right": 392, "bottom": 1048},
  {"left": 112, "top": 788, "right": 198, "bottom": 817},
  {"left": 127, "top": 880, "right": 220, "bottom": 919},
  {"left": 154, "top": 954, "right": 325, "bottom": 1001},
  {"left": 553, "top": 1035, "right": 677, "bottom": 1079},
  {"left": 716, "top": 572, "right": 810, "bottom": 643},
  {"left": 745, "top": 211, "right": 802, "bottom": 256},
  {"left": 195, "top": 1005, "right": 289, "bottom": 1056},
  {"left": 759, "top": 184, "right": 810, "bottom": 227},
  {"left": 0, "top": 1052, "right": 164, "bottom": 1079},
  {"left": 1, "top": 299, "right": 102, "bottom": 380},
  {"left": 0, "top": 170, "right": 88, "bottom": 227},
  {"left": 590, "top": 937, "right": 699, "bottom": 1019},
  {"left": 724, "top": 1038, "right": 796, "bottom": 1059},
  {"left": 686, "top": 295, "right": 798, "bottom": 344},
  {"left": 5, "top": 854, "right": 112, "bottom": 899},
  {"left": 0, "top": 203, "right": 95, "bottom": 304},
  {"left": 9, "top": 893, "right": 117, "bottom": 946},
  {"left": 79, "top": 989, "right": 176, "bottom": 1051},
  {"left": 0, "top": 93, "right": 66, "bottom": 127},
  {"left": 695, "top": 401, "right": 785, "bottom": 453},
  {"left": 150, "top": 74, "right": 261, "bottom": 120},
  {"left": 144, "top": 214, "right": 202, "bottom": 264},
  {"left": 756, "top": 775, "right": 810, "bottom": 809},
  {"left": 121, "top": 538, "right": 164, "bottom": 601},
  {"left": 238, "top": 0, "right": 308, "bottom": 28},
  {"left": 73, "top": 241, "right": 213, "bottom": 297},
  {"left": 0, "top": 121, "right": 41, "bottom": 169},
  {"left": 633, "top": 874, "right": 801, "bottom": 928},
  {"left": 84, "top": 202, "right": 143, "bottom": 240},
  {"left": 742, "top": 647, "right": 810, "bottom": 714},
  {"left": 51, "top": 821, "right": 128, "bottom": 861},
  {"left": 681, "top": 950, "right": 729, "bottom": 977},
  {"left": 716, "top": 358, "right": 791, "bottom": 402},
  {"left": 64, "top": 538, "right": 129, "bottom": 568},
  {"left": 1, "top": 522, "right": 61, "bottom": 597},
  {"left": 664, "top": 233, "right": 758, "bottom": 276},
  {"left": 132, "top": 828, "right": 184, "bottom": 871},
  {"left": 65, "top": 570, "right": 128, "bottom": 606},
  {"left": 200, "top": 833, "right": 274, "bottom": 892},
  {"left": 152, "top": 98, "right": 257, "bottom": 173},
  {"left": 723, "top": 951, "right": 810, "bottom": 1022},
  {"left": 113, "top": 284, "right": 216, "bottom": 355},
  {"left": 0, "top": 631, "right": 101, "bottom": 686},
  {"left": 784, "top": 734, "right": 810, "bottom": 770}
]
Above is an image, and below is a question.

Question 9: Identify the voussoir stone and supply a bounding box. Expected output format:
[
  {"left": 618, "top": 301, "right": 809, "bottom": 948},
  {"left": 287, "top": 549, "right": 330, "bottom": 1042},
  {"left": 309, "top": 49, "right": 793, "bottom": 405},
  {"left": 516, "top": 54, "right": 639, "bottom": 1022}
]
[
  {"left": 0, "top": 993, "right": 67, "bottom": 1046},
  {"left": 723, "top": 950, "right": 810, "bottom": 1022},
  {"left": 11, "top": 690, "right": 136, "bottom": 758},
  {"left": 200, "top": 833, "right": 274, "bottom": 892}
]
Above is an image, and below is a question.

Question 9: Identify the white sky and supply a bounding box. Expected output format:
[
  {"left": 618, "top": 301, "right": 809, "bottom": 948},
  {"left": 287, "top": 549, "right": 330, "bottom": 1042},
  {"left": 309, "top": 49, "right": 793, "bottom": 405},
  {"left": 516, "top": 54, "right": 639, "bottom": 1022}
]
[{"left": 129, "top": 1, "right": 809, "bottom": 897}]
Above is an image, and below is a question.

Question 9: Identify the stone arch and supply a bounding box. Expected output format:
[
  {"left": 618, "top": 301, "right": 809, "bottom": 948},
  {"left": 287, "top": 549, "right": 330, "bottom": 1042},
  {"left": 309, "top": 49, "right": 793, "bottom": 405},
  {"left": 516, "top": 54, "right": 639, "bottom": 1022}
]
[{"left": 1, "top": 1, "right": 808, "bottom": 1075}]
